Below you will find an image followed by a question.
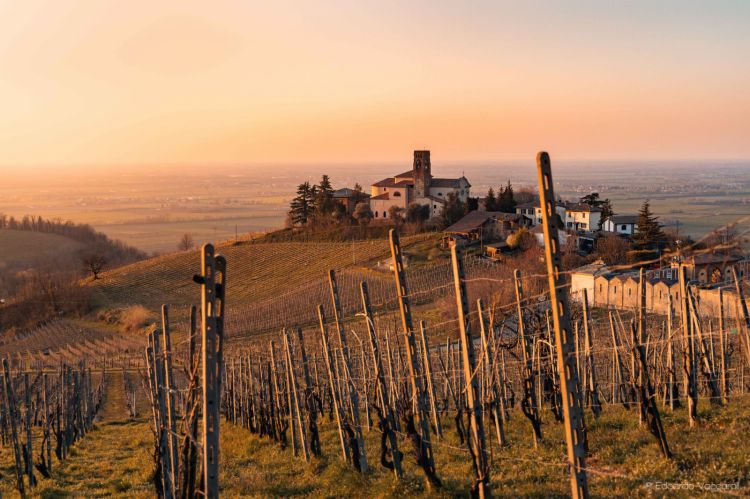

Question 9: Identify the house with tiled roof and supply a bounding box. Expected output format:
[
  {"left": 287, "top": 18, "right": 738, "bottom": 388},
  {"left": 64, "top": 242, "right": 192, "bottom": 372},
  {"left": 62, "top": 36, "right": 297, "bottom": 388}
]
[{"left": 369, "top": 150, "right": 471, "bottom": 221}]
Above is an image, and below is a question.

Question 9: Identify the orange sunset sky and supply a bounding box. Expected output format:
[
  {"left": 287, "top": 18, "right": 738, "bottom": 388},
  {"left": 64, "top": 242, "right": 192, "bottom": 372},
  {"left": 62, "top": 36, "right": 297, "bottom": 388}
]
[{"left": 0, "top": 0, "right": 748, "bottom": 168}]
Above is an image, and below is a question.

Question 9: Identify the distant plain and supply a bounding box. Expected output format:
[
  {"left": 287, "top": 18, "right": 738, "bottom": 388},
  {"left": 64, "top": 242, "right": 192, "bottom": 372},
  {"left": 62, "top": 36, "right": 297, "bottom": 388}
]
[{"left": 2, "top": 160, "right": 749, "bottom": 253}]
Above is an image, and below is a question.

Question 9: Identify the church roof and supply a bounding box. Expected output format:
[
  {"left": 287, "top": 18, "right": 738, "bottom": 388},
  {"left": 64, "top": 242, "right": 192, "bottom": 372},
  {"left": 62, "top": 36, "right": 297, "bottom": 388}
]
[
  {"left": 431, "top": 177, "right": 470, "bottom": 188},
  {"left": 372, "top": 177, "right": 413, "bottom": 188}
]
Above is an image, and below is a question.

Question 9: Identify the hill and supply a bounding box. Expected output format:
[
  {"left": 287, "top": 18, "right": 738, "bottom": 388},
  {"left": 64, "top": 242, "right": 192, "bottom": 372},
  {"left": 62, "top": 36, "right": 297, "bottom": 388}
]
[
  {"left": 90, "top": 233, "right": 439, "bottom": 323},
  {"left": 0, "top": 229, "right": 85, "bottom": 273}
]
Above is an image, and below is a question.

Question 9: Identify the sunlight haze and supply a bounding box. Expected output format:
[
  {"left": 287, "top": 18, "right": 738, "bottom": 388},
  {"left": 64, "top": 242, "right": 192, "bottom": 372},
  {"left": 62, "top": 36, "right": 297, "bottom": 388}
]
[{"left": 0, "top": 0, "right": 748, "bottom": 169}]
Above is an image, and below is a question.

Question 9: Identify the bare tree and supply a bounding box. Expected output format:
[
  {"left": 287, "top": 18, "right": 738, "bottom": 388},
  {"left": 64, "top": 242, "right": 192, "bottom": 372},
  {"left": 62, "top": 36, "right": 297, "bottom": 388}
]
[
  {"left": 82, "top": 253, "right": 107, "bottom": 280},
  {"left": 178, "top": 233, "right": 195, "bottom": 251}
]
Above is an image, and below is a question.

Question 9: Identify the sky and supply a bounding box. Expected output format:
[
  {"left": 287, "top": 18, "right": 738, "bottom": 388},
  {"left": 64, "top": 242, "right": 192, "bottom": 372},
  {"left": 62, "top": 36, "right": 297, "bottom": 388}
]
[{"left": 0, "top": 0, "right": 748, "bottom": 169}]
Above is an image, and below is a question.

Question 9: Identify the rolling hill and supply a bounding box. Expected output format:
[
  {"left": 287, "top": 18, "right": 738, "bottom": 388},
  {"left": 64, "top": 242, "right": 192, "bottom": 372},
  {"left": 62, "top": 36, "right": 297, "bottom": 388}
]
[
  {"left": 0, "top": 229, "right": 85, "bottom": 272},
  {"left": 89, "top": 233, "right": 438, "bottom": 321}
]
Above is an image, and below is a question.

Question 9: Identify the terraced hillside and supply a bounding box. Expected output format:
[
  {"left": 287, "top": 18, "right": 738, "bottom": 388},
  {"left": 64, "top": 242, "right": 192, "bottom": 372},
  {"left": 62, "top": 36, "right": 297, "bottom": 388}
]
[
  {"left": 0, "top": 319, "right": 143, "bottom": 369},
  {"left": 90, "top": 233, "right": 437, "bottom": 318}
]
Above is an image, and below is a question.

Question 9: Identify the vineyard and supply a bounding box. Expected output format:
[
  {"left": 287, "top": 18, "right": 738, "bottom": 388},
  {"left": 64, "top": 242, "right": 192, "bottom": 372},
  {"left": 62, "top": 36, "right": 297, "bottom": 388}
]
[{"left": 1, "top": 155, "right": 749, "bottom": 497}]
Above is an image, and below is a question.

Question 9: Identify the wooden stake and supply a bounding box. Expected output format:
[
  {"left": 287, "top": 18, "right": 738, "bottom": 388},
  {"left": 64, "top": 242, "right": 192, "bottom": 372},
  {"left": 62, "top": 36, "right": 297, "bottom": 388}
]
[
  {"left": 360, "top": 281, "right": 403, "bottom": 478},
  {"left": 536, "top": 151, "right": 589, "bottom": 499},
  {"left": 451, "top": 244, "right": 491, "bottom": 498},
  {"left": 389, "top": 229, "right": 439, "bottom": 487},
  {"left": 419, "top": 321, "right": 443, "bottom": 440},
  {"left": 198, "top": 243, "right": 223, "bottom": 498}
]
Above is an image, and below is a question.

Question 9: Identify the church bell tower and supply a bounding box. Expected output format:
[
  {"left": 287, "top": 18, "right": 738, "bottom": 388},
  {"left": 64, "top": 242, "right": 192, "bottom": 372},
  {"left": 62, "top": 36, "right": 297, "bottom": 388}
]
[{"left": 413, "top": 150, "right": 431, "bottom": 199}]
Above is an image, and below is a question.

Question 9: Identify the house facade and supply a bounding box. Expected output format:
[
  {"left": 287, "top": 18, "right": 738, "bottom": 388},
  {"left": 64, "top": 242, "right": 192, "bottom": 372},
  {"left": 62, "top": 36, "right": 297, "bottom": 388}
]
[
  {"left": 370, "top": 150, "right": 471, "bottom": 221},
  {"left": 571, "top": 259, "right": 749, "bottom": 318},
  {"left": 602, "top": 215, "right": 638, "bottom": 235},
  {"left": 442, "top": 211, "right": 528, "bottom": 246},
  {"left": 564, "top": 203, "right": 602, "bottom": 231}
]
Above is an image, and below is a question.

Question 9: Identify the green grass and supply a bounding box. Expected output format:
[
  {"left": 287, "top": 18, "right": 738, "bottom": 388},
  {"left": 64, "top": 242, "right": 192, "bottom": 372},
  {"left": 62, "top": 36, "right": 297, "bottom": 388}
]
[{"left": 3, "top": 374, "right": 748, "bottom": 497}]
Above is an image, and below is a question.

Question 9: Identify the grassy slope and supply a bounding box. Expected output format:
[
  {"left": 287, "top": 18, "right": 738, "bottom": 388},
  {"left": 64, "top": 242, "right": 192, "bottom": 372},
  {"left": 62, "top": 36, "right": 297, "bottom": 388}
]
[
  {"left": 0, "top": 230, "right": 84, "bottom": 270},
  {"left": 3, "top": 390, "right": 748, "bottom": 497}
]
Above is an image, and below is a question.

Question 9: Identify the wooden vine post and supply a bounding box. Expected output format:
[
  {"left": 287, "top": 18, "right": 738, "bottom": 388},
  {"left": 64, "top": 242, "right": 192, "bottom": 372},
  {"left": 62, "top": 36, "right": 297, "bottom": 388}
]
[
  {"left": 197, "top": 243, "right": 226, "bottom": 499},
  {"left": 328, "top": 270, "right": 368, "bottom": 472},
  {"left": 162, "top": 305, "right": 179, "bottom": 497},
  {"left": 283, "top": 329, "right": 310, "bottom": 462},
  {"left": 389, "top": 229, "right": 440, "bottom": 488},
  {"left": 731, "top": 267, "right": 750, "bottom": 369},
  {"left": 581, "top": 289, "right": 602, "bottom": 417},
  {"left": 318, "top": 305, "right": 351, "bottom": 464},
  {"left": 419, "top": 321, "right": 443, "bottom": 440},
  {"left": 3, "top": 358, "right": 25, "bottom": 497},
  {"left": 536, "top": 151, "right": 589, "bottom": 498},
  {"left": 513, "top": 269, "right": 543, "bottom": 446},
  {"left": 451, "top": 244, "right": 491, "bottom": 498},
  {"left": 360, "top": 281, "right": 404, "bottom": 478},
  {"left": 477, "top": 299, "right": 506, "bottom": 447},
  {"left": 635, "top": 269, "right": 671, "bottom": 458},
  {"left": 678, "top": 265, "right": 698, "bottom": 426}
]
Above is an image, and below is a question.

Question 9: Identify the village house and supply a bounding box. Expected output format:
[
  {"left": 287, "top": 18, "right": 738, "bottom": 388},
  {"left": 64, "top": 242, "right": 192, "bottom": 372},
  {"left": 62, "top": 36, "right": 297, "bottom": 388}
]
[
  {"left": 569, "top": 260, "right": 610, "bottom": 306},
  {"left": 602, "top": 214, "right": 639, "bottom": 236},
  {"left": 564, "top": 203, "right": 602, "bottom": 231},
  {"left": 369, "top": 150, "right": 471, "bottom": 221},
  {"left": 571, "top": 257, "right": 748, "bottom": 318},
  {"left": 442, "top": 211, "right": 528, "bottom": 247},
  {"left": 515, "top": 201, "right": 566, "bottom": 226},
  {"left": 332, "top": 188, "right": 370, "bottom": 215},
  {"left": 671, "top": 252, "right": 744, "bottom": 283}
]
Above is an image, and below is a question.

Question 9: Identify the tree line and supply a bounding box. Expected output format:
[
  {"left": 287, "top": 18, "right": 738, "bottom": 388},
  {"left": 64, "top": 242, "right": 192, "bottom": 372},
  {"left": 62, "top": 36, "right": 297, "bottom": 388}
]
[{"left": 0, "top": 213, "right": 146, "bottom": 266}]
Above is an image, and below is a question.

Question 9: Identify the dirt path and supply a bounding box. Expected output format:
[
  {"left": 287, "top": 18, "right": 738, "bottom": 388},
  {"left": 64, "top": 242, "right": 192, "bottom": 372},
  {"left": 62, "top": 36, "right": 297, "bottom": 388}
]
[{"left": 99, "top": 369, "right": 128, "bottom": 422}]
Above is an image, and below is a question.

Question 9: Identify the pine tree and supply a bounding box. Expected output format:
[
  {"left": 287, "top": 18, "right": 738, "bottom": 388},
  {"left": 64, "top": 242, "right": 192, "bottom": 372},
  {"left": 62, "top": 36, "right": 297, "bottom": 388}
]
[
  {"left": 485, "top": 187, "right": 497, "bottom": 211},
  {"left": 318, "top": 175, "right": 334, "bottom": 197},
  {"left": 313, "top": 175, "right": 335, "bottom": 218},
  {"left": 632, "top": 200, "right": 665, "bottom": 250},
  {"left": 497, "top": 180, "right": 516, "bottom": 213},
  {"left": 289, "top": 182, "right": 313, "bottom": 226}
]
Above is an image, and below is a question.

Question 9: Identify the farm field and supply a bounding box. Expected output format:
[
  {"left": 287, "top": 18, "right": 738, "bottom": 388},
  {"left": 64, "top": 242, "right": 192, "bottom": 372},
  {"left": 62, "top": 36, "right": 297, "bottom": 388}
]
[{"left": 4, "top": 161, "right": 750, "bottom": 254}]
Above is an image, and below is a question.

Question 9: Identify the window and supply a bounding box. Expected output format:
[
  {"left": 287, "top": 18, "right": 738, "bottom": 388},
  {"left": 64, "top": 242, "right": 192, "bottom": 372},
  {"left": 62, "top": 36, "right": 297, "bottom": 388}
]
[
  {"left": 628, "top": 288, "right": 631, "bottom": 297},
  {"left": 621, "top": 225, "right": 627, "bottom": 231},
  {"left": 393, "top": 192, "right": 401, "bottom": 197},
  {"left": 375, "top": 211, "right": 378, "bottom": 218},
  {"left": 613, "top": 286, "right": 617, "bottom": 294},
  {"left": 599, "top": 284, "right": 602, "bottom": 293},
  {"left": 383, "top": 187, "right": 386, "bottom": 191},
  {"left": 438, "top": 192, "right": 443, "bottom": 196}
]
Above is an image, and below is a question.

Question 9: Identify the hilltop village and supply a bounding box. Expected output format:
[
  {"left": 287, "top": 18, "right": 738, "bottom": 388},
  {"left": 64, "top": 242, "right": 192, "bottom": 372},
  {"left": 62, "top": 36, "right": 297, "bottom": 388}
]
[{"left": 285, "top": 150, "right": 746, "bottom": 315}]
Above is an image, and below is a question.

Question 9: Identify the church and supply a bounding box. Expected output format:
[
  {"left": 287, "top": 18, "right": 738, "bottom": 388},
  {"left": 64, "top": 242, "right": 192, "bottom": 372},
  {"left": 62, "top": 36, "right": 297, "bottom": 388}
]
[{"left": 369, "top": 150, "right": 471, "bottom": 220}]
